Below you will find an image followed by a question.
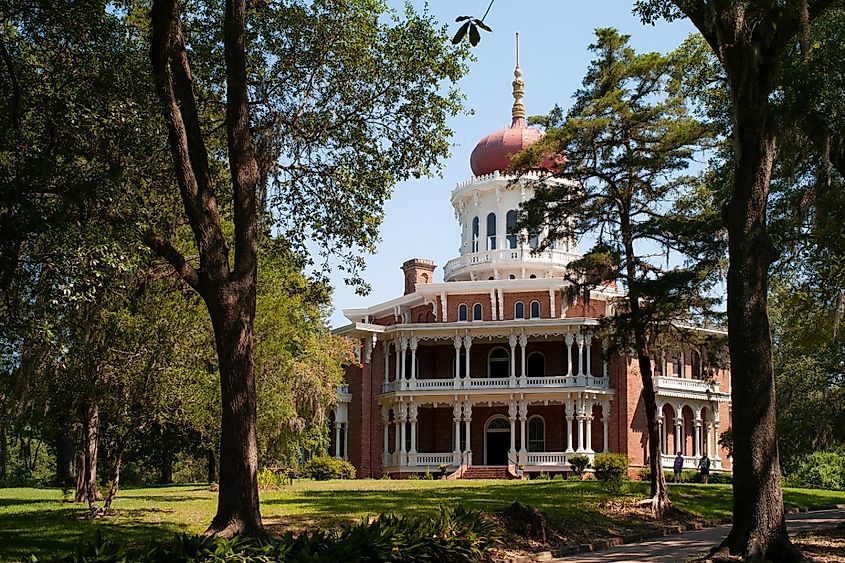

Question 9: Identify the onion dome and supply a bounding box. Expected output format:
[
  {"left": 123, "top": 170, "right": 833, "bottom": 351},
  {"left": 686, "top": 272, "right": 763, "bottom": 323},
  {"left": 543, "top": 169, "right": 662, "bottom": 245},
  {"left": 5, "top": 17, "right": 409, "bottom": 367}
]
[{"left": 469, "top": 33, "right": 546, "bottom": 176}]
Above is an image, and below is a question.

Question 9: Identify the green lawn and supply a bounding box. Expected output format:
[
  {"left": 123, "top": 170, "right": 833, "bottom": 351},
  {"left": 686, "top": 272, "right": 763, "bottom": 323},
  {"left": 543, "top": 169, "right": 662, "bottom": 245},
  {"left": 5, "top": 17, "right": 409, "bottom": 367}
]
[{"left": 1, "top": 481, "right": 843, "bottom": 562}]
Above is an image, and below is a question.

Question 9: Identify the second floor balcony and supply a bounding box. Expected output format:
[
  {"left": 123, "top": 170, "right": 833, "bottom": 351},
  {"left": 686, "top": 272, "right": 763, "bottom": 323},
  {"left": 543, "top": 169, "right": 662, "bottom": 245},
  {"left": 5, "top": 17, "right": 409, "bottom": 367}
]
[{"left": 382, "top": 373, "right": 610, "bottom": 394}]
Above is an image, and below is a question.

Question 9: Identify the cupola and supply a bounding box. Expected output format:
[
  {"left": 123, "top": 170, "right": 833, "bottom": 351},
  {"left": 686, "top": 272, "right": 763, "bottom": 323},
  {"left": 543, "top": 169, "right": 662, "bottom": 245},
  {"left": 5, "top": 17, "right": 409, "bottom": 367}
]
[{"left": 469, "top": 32, "right": 545, "bottom": 177}]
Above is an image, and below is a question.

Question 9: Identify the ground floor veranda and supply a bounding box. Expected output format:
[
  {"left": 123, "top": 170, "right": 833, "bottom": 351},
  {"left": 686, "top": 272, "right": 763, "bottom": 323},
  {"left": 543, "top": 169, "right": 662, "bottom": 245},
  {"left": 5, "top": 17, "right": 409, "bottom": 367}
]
[
  {"left": 375, "top": 394, "right": 725, "bottom": 476},
  {"left": 379, "top": 394, "right": 612, "bottom": 476}
]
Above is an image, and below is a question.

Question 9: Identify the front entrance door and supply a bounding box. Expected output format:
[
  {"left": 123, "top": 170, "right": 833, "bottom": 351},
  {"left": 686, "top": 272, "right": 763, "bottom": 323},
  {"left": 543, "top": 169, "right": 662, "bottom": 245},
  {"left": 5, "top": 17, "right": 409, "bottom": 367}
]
[{"left": 486, "top": 430, "right": 510, "bottom": 465}]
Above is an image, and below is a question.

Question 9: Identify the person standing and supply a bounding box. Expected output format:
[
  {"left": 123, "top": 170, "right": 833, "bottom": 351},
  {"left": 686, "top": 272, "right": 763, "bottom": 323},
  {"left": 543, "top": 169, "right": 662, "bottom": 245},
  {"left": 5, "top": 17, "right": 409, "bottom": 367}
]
[
  {"left": 698, "top": 454, "right": 711, "bottom": 484},
  {"left": 673, "top": 451, "right": 684, "bottom": 483}
]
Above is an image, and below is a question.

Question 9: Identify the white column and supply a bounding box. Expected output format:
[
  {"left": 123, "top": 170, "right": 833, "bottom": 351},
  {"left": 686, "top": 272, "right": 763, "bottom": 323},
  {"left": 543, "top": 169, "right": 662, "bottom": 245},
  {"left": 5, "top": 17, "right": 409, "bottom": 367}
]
[
  {"left": 453, "top": 336, "right": 462, "bottom": 387},
  {"left": 576, "top": 400, "right": 585, "bottom": 452},
  {"left": 452, "top": 403, "right": 462, "bottom": 459},
  {"left": 508, "top": 401, "right": 517, "bottom": 456},
  {"left": 441, "top": 291, "right": 448, "bottom": 322},
  {"left": 565, "top": 400, "right": 574, "bottom": 452},
  {"left": 399, "top": 337, "right": 408, "bottom": 390},
  {"left": 398, "top": 403, "right": 407, "bottom": 466},
  {"left": 464, "top": 335, "right": 472, "bottom": 382},
  {"left": 565, "top": 333, "right": 574, "bottom": 377},
  {"left": 382, "top": 407, "right": 390, "bottom": 465},
  {"left": 585, "top": 334, "right": 592, "bottom": 377},
  {"left": 602, "top": 401, "right": 610, "bottom": 453},
  {"left": 585, "top": 408, "right": 594, "bottom": 453},
  {"left": 464, "top": 402, "right": 473, "bottom": 466},
  {"left": 334, "top": 422, "right": 342, "bottom": 459},
  {"left": 508, "top": 334, "right": 517, "bottom": 387},
  {"left": 343, "top": 424, "right": 349, "bottom": 460},
  {"left": 694, "top": 419, "right": 701, "bottom": 458},
  {"left": 714, "top": 409, "right": 722, "bottom": 463},
  {"left": 675, "top": 417, "right": 683, "bottom": 456},
  {"left": 489, "top": 290, "right": 497, "bottom": 320},
  {"left": 409, "top": 403, "right": 418, "bottom": 460},
  {"left": 518, "top": 401, "right": 528, "bottom": 455},
  {"left": 576, "top": 333, "right": 585, "bottom": 377},
  {"left": 409, "top": 336, "right": 418, "bottom": 389},
  {"left": 706, "top": 421, "right": 713, "bottom": 458},
  {"left": 602, "top": 338, "right": 609, "bottom": 379},
  {"left": 519, "top": 334, "right": 528, "bottom": 386},
  {"left": 383, "top": 341, "right": 391, "bottom": 389},
  {"left": 393, "top": 337, "right": 401, "bottom": 384},
  {"left": 658, "top": 415, "right": 665, "bottom": 455},
  {"left": 549, "top": 287, "right": 556, "bottom": 319}
]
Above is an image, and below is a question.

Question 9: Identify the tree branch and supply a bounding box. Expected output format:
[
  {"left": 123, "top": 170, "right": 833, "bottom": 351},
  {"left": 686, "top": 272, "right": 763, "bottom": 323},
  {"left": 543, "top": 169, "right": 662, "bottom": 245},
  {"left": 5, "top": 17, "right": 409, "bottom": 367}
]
[
  {"left": 224, "top": 0, "right": 259, "bottom": 284},
  {"left": 143, "top": 231, "right": 202, "bottom": 292}
]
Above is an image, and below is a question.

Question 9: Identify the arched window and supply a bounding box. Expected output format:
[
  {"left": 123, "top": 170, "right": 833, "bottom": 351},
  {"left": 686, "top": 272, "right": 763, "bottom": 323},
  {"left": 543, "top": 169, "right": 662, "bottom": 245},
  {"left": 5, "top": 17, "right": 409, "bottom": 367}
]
[
  {"left": 529, "top": 274, "right": 537, "bottom": 279},
  {"left": 487, "top": 417, "right": 510, "bottom": 430},
  {"left": 514, "top": 301, "right": 525, "bottom": 319},
  {"left": 486, "top": 212, "right": 497, "bottom": 250},
  {"left": 506, "top": 210, "right": 518, "bottom": 249},
  {"left": 529, "top": 228, "right": 540, "bottom": 250},
  {"left": 528, "top": 416, "right": 545, "bottom": 452},
  {"left": 472, "top": 217, "right": 480, "bottom": 252},
  {"left": 527, "top": 351, "right": 545, "bottom": 377},
  {"left": 473, "top": 303, "right": 483, "bottom": 321},
  {"left": 458, "top": 303, "right": 468, "bottom": 322},
  {"left": 508, "top": 274, "right": 516, "bottom": 279},
  {"left": 488, "top": 347, "right": 509, "bottom": 378},
  {"left": 530, "top": 300, "right": 541, "bottom": 319}
]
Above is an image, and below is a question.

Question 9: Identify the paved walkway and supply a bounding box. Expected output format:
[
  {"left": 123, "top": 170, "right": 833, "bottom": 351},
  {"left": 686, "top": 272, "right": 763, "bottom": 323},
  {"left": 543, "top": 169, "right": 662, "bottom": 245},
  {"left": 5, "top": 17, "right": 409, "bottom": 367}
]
[{"left": 560, "top": 509, "right": 845, "bottom": 562}]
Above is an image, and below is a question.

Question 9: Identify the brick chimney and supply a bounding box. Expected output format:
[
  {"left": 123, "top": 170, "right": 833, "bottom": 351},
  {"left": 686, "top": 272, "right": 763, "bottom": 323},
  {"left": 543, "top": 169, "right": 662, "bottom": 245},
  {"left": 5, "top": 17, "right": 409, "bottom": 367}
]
[{"left": 401, "top": 258, "right": 436, "bottom": 295}]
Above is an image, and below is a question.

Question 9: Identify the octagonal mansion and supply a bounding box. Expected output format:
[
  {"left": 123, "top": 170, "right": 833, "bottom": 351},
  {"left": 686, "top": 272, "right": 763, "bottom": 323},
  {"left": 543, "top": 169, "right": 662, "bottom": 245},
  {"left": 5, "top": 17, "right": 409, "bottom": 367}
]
[{"left": 332, "top": 44, "right": 732, "bottom": 479}]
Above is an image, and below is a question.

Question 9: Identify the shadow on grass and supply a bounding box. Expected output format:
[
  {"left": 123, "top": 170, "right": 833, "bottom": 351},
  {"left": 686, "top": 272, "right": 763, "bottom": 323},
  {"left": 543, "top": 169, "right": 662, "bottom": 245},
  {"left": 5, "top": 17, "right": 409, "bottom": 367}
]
[{"left": 0, "top": 504, "right": 189, "bottom": 561}]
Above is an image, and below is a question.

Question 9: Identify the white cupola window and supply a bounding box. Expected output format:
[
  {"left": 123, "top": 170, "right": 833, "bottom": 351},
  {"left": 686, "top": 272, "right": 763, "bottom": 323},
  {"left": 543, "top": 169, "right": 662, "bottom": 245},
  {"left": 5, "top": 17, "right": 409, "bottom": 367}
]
[
  {"left": 472, "top": 217, "right": 480, "bottom": 252},
  {"left": 486, "top": 213, "right": 497, "bottom": 250},
  {"left": 506, "top": 210, "right": 518, "bottom": 249}
]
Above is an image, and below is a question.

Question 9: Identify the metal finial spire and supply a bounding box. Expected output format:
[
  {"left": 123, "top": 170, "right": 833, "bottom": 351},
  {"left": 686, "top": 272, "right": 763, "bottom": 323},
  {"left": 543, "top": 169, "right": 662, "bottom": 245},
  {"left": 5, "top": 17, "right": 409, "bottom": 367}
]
[{"left": 512, "top": 32, "right": 525, "bottom": 126}]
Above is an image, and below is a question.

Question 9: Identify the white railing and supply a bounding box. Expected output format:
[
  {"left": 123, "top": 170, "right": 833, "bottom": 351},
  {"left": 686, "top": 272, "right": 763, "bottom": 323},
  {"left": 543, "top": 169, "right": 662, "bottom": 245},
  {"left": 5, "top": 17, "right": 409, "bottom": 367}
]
[
  {"left": 661, "top": 454, "right": 722, "bottom": 471},
  {"left": 468, "top": 377, "right": 511, "bottom": 388},
  {"left": 443, "top": 248, "right": 580, "bottom": 280},
  {"left": 655, "top": 376, "right": 719, "bottom": 394},
  {"left": 380, "top": 375, "right": 610, "bottom": 393},
  {"left": 453, "top": 169, "right": 550, "bottom": 191},
  {"left": 416, "top": 453, "right": 455, "bottom": 466}
]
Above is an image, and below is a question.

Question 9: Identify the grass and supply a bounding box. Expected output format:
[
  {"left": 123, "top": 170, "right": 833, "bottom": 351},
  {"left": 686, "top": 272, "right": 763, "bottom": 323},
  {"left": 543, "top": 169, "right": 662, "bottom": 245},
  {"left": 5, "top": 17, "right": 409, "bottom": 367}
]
[{"left": 1, "top": 480, "right": 843, "bottom": 561}]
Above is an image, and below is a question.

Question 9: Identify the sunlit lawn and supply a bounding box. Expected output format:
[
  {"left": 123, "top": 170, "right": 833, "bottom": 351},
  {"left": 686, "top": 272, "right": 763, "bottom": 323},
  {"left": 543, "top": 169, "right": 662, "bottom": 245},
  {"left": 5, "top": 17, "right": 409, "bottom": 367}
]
[{"left": 1, "top": 480, "right": 844, "bottom": 561}]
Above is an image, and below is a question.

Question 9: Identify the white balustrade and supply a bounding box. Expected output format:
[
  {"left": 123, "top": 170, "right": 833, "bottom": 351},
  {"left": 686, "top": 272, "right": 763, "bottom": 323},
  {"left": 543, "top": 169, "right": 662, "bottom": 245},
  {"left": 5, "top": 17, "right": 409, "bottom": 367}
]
[
  {"left": 380, "top": 375, "right": 611, "bottom": 393},
  {"left": 415, "top": 453, "right": 456, "bottom": 466},
  {"left": 443, "top": 248, "right": 581, "bottom": 281},
  {"left": 655, "top": 376, "right": 719, "bottom": 394}
]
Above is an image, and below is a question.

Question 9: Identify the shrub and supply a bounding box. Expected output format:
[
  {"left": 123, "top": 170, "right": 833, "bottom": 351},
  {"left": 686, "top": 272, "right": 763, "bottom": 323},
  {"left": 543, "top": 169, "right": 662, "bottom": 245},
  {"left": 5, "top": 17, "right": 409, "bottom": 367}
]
[
  {"left": 569, "top": 454, "right": 591, "bottom": 478},
  {"left": 407, "top": 472, "right": 419, "bottom": 480},
  {"left": 301, "top": 455, "right": 356, "bottom": 481},
  {"left": 784, "top": 451, "right": 845, "bottom": 491},
  {"left": 535, "top": 471, "right": 551, "bottom": 480},
  {"left": 42, "top": 506, "right": 500, "bottom": 562},
  {"left": 708, "top": 472, "right": 733, "bottom": 485},
  {"left": 593, "top": 453, "right": 628, "bottom": 493}
]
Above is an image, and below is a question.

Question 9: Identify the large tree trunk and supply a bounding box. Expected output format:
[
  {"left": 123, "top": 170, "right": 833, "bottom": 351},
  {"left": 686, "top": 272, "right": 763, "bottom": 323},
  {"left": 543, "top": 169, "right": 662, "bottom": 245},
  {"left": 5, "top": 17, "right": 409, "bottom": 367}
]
[
  {"left": 0, "top": 423, "right": 6, "bottom": 482},
  {"left": 160, "top": 447, "right": 173, "bottom": 484},
  {"left": 717, "top": 64, "right": 799, "bottom": 562},
  {"left": 55, "top": 433, "right": 75, "bottom": 487},
  {"left": 205, "top": 285, "right": 262, "bottom": 537},
  {"left": 620, "top": 213, "right": 670, "bottom": 514},
  {"left": 207, "top": 448, "right": 217, "bottom": 484},
  {"left": 149, "top": 0, "right": 261, "bottom": 536},
  {"left": 75, "top": 401, "right": 101, "bottom": 503}
]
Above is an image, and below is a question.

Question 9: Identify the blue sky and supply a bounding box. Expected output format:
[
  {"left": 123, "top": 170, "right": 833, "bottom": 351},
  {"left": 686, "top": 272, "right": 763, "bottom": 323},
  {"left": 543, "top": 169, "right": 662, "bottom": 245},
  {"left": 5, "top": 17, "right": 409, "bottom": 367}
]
[{"left": 326, "top": 1, "right": 696, "bottom": 327}]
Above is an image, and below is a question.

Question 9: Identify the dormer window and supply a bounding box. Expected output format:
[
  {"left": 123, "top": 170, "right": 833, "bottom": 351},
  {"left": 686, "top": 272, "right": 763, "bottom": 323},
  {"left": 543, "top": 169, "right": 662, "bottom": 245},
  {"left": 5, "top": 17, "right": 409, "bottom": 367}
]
[{"left": 458, "top": 303, "right": 468, "bottom": 322}]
